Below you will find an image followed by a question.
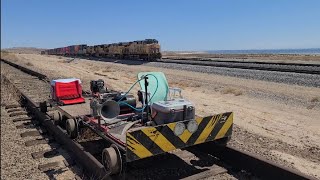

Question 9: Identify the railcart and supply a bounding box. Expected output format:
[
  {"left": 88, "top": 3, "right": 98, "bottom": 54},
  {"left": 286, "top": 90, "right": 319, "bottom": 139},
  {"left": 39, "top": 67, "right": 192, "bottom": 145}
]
[{"left": 47, "top": 72, "right": 233, "bottom": 175}]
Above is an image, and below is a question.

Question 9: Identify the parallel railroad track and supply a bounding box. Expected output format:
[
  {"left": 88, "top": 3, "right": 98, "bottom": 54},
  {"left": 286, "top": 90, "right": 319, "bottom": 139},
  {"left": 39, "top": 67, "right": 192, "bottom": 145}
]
[
  {"left": 162, "top": 57, "right": 320, "bottom": 67},
  {"left": 159, "top": 58, "right": 320, "bottom": 75},
  {"left": 59, "top": 55, "right": 320, "bottom": 75},
  {"left": 1, "top": 58, "right": 315, "bottom": 180}
]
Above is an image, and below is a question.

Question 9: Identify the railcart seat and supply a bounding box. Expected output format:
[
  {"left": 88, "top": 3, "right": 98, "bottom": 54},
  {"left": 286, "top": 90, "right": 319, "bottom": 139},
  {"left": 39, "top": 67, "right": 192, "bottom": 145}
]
[{"left": 54, "top": 80, "right": 85, "bottom": 105}]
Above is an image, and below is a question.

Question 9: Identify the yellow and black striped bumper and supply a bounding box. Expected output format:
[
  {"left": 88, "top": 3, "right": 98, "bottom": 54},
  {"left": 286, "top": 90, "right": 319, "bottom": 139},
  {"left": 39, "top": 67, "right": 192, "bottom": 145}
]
[{"left": 126, "top": 112, "right": 233, "bottom": 162}]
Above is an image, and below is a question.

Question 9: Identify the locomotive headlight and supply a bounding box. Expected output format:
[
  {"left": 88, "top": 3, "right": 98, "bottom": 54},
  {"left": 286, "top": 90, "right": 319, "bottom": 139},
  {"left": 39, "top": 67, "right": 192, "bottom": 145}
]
[
  {"left": 187, "top": 120, "right": 198, "bottom": 133},
  {"left": 174, "top": 122, "right": 185, "bottom": 136}
]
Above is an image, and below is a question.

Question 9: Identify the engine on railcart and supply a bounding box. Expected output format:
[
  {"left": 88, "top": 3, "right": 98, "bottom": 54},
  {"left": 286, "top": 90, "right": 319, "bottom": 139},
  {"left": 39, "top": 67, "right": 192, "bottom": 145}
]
[
  {"left": 90, "top": 79, "right": 107, "bottom": 94},
  {"left": 89, "top": 79, "right": 137, "bottom": 121}
]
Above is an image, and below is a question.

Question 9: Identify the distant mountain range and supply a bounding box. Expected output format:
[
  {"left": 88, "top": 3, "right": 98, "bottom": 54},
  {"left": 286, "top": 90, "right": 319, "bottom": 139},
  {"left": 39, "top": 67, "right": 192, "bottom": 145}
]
[
  {"left": 206, "top": 48, "right": 320, "bottom": 54},
  {"left": 164, "top": 48, "right": 320, "bottom": 55},
  {"left": 1, "top": 47, "right": 45, "bottom": 54}
]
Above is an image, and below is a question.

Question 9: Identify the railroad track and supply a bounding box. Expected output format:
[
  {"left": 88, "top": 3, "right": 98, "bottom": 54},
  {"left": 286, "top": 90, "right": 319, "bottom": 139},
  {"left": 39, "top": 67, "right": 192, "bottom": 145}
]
[
  {"left": 1, "top": 58, "right": 316, "bottom": 180},
  {"left": 3, "top": 103, "right": 83, "bottom": 179},
  {"left": 63, "top": 55, "right": 320, "bottom": 76},
  {"left": 60, "top": 55, "right": 320, "bottom": 75},
  {"left": 160, "top": 58, "right": 320, "bottom": 75},
  {"left": 1, "top": 60, "right": 107, "bottom": 179}
]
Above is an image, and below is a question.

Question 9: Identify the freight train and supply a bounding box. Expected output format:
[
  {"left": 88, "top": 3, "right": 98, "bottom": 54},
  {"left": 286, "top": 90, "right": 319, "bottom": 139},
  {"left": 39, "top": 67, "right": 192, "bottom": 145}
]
[{"left": 41, "top": 39, "right": 161, "bottom": 61}]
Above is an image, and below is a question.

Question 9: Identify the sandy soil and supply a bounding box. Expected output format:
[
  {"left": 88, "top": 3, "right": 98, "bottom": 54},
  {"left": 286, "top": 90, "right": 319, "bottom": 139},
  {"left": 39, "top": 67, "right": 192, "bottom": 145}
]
[{"left": 3, "top": 53, "right": 320, "bottom": 178}]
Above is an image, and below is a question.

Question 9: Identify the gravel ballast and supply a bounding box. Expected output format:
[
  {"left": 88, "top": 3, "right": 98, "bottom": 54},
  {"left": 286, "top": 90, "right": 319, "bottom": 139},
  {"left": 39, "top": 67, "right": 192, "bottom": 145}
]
[
  {"left": 146, "top": 62, "right": 320, "bottom": 87},
  {"left": 1, "top": 64, "right": 83, "bottom": 180},
  {"left": 0, "top": 77, "right": 50, "bottom": 179},
  {"left": 160, "top": 59, "right": 320, "bottom": 73}
]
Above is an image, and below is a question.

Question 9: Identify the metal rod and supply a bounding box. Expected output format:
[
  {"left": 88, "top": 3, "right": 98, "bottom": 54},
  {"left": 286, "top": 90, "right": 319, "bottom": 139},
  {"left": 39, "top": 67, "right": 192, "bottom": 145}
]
[{"left": 183, "top": 105, "right": 187, "bottom": 120}]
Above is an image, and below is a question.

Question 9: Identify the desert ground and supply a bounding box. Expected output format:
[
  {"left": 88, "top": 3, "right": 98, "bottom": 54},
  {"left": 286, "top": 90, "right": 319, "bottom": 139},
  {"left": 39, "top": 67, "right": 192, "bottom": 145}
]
[{"left": 1, "top": 52, "right": 320, "bottom": 178}]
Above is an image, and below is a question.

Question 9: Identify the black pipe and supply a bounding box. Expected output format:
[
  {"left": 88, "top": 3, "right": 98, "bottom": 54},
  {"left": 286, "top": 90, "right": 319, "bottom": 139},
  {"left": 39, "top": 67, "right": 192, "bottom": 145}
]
[{"left": 144, "top": 76, "right": 149, "bottom": 123}]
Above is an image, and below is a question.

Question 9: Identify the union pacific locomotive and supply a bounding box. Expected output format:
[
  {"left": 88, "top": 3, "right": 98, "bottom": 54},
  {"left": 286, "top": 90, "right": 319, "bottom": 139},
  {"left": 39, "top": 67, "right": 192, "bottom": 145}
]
[{"left": 41, "top": 39, "right": 161, "bottom": 61}]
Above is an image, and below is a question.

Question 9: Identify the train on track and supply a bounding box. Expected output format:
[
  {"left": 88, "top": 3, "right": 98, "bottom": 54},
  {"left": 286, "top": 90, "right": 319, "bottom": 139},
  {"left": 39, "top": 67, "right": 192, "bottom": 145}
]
[{"left": 41, "top": 39, "right": 162, "bottom": 61}]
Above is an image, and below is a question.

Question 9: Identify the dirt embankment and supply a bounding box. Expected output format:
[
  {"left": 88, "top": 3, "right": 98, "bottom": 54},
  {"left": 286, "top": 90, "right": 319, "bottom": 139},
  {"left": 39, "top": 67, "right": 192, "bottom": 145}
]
[{"left": 2, "top": 53, "right": 320, "bottom": 178}]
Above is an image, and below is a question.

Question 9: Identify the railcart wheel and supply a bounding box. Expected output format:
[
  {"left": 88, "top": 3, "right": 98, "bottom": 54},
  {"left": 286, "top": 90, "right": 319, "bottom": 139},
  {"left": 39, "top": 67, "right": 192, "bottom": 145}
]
[
  {"left": 51, "top": 111, "right": 62, "bottom": 125},
  {"left": 102, "top": 145, "right": 122, "bottom": 175},
  {"left": 39, "top": 101, "right": 48, "bottom": 113},
  {"left": 215, "top": 136, "right": 231, "bottom": 147},
  {"left": 66, "top": 118, "right": 78, "bottom": 139}
]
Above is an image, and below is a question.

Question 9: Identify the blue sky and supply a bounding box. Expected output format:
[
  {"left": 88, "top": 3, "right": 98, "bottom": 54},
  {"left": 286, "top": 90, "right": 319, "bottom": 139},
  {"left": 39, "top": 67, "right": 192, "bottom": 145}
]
[{"left": 1, "top": 0, "right": 320, "bottom": 50}]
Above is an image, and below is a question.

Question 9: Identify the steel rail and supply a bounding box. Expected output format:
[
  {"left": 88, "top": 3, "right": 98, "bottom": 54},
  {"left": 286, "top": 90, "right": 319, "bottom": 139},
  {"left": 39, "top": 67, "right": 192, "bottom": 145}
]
[
  {"left": 197, "top": 144, "right": 316, "bottom": 180},
  {"left": 1, "top": 59, "right": 49, "bottom": 81}
]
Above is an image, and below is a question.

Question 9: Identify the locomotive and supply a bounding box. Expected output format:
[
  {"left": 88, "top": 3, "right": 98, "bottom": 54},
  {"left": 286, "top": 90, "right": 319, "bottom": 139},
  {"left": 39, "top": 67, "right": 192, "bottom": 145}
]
[{"left": 41, "top": 39, "right": 161, "bottom": 61}]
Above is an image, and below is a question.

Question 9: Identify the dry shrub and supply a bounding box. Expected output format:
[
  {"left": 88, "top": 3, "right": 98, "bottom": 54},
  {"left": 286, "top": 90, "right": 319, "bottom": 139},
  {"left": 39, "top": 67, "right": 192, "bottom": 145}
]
[
  {"left": 310, "top": 97, "right": 319, "bottom": 103},
  {"left": 0, "top": 75, "right": 20, "bottom": 105},
  {"left": 109, "top": 77, "right": 119, "bottom": 80},
  {"left": 102, "top": 66, "right": 115, "bottom": 73},
  {"left": 102, "top": 68, "right": 111, "bottom": 73},
  {"left": 94, "top": 72, "right": 119, "bottom": 80},
  {"left": 26, "top": 62, "right": 33, "bottom": 66},
  {"left": 307, "top": 104, "right": 316, "bottom": 110},
  {"left": 1, "top": 50, "right": 9, "bottom": 56},
  {"left": 171, "top": 81, "right": 187, "bottom": 88},
  {"left": 1, "top": 51, "right": 13, "bottom": 59},
  {"left": 221, "top": 87, "right": 243, "bottom": 96},
  {"left": 94, "top": 72, "right": 107, "bottom": 77},
  {"left": 192, "top": 83, "right": 201, "bottom": 88}
]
